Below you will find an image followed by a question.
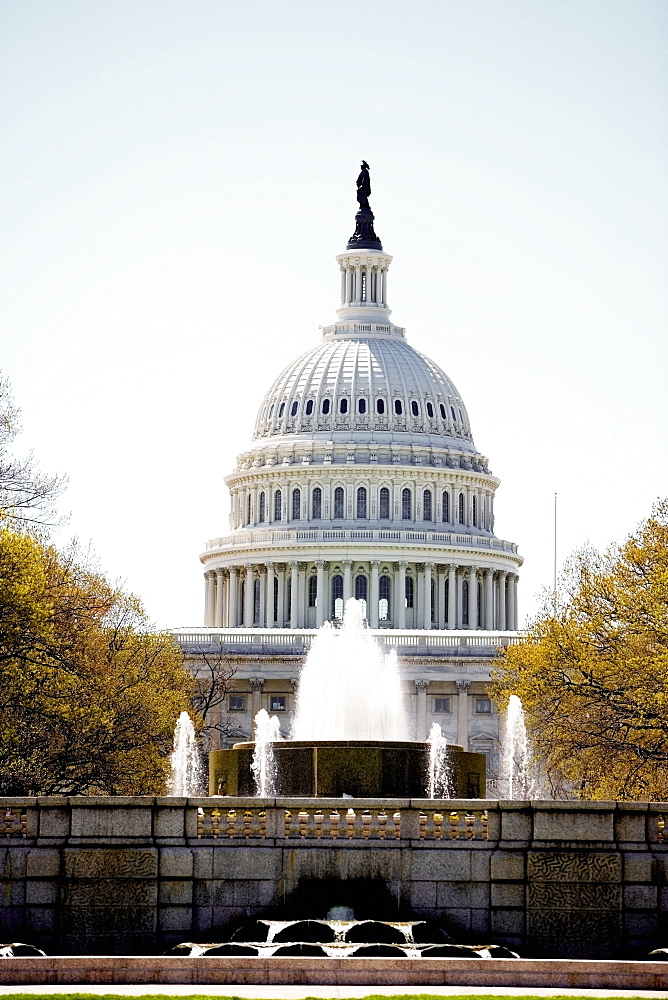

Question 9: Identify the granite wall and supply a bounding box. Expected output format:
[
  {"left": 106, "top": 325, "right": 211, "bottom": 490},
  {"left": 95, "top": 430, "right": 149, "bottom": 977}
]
[{"left": 1, "top": 796, "right": 667, "bottom": 958}]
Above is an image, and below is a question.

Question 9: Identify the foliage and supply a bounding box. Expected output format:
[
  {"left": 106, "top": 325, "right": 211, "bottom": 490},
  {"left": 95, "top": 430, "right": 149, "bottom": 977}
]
[
  {"left": 490, "top": 500, "right": 668, "bottom": 800},
  {"left": 0, "top": 375, "right": 66, "bottom": 529},
  {"left": 0, "top": 528, "right": 193, "bottom": 795}
]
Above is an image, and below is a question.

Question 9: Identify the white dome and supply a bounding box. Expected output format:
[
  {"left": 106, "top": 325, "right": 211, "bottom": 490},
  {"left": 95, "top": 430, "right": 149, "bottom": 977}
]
[{"left": 253, "top": 328, "right": 475, "bottom": 449}]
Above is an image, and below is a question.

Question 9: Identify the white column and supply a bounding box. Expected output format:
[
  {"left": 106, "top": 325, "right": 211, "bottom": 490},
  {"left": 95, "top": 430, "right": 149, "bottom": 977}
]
[
  {"left": 457, "top": 680, "right": 470, "bottom": 749},
  {"left": 277, "top": 565, "right": 285, "bottom": 628},
  {"left": 416, "top": 680, "right": 429, "bottom": 740},
  {"left": 244, "top": 565, "right": 254, "bottom": 626},
  {"left": 484, "top": 568, "right": 494, "bottom": 631},
  {"left": 316, "top": 561, "right": 326, "bottom": 627},
  {"left": 397, "top": 561, "right": 406, "bottom": 628},
  {"left": 422, "top": 562, "right": 433, "bottom": 630},
  {"left": 258, "top": 566, "right": 265, "bottom": 626},
  {"left": 508, "top": 574, "right": 517, "bottom": 630},
  {"left": 345, "top": 267, "right": 352, "bottom": 304},
  {"left": 290, "top": 562, "right": 299, "bottom": 629},
  {"left": 437, "top": 568, "right": 446, "bottom": 629},
  {"left": 343, "top": 560, "right": 353, "bottom": 603},
  {"left": 370, "top": 560, "right": 379, "bottom": 628},
  {"left": 498, "top": 571, "right": 507, "bottom": 631},
  {"left": 228, "top": 566, "right": 238, "bottom": 627},
  {"left": 297, "top": 563, "right": 306, "bottom": 628},
  {"left": 354, "top": 265, "right": 361, "bottom": 303},
  {"left": 215, "top": 570, "right": 224, "bottom": 627},
  {"left": 468, "top": 565, "right": 478, "bottom": 629},
  {"left": 457, "top": 570, "right": 464, "bottom": 628},
  {"left": 265, "top": 562, "right": 274, "bottom": 627},
  {"left": 250, "top": 678, "right": 263, "bottom": 719},
  {"left": 447, "top": 564, "right": 456, "bottom": 629},
  {"left": 204, "top": 573, "right": 213, "bottom": 627}
]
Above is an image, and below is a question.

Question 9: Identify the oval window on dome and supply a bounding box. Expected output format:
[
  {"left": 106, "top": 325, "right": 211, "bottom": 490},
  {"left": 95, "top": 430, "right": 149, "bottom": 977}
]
[
  {"left": 291, "top": 400, "right": 299, "bottom": 416},
  {"left": 439, "top": 403, "right": 446, "bottom": 419},
  {"left": 394, "top": 399, "right": 403, "bottom": 415},
  {"left": 426, "top": 401, "right": 434, "bottom": 418},
  {"left": 376, "top": 398, "right": 385, "bottom": 415},
  {"left": 279, "top": 402, "right": 285, "bottom": 418},
  {"left": 268, "top": 404, "right": 274, "bottom": 418},
  {"left": 340, "top": 398, "right": 348, "bottom": 414},
  {"left": 411, "top": 400, "right": 419, "bottom": 417},
  {"left": 450, "top": 405, "right": 456, "bottom": 421},
  {"left": 305, "top": 399, "right": 314, "bottom": 415},
  {"left": 322, "top": 398, "right": 331, "bottom": 414},
  {"left": 358, "top": 398, "right": 366, "bottom": 414}
]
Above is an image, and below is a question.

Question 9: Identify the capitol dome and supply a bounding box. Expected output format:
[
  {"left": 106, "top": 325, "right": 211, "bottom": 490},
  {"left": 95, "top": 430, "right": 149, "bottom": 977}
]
[{"left": 201, "top": 178, "right": 521, "bottom": 633}]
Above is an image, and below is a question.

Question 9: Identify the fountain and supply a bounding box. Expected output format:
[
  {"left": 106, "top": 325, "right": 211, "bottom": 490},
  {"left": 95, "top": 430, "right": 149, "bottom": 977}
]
[
  {"left": 168, "top": 711, "right": 202, "bottom": 796},
  {"left": 209, "top": 600, "right": 486, "bottom": 797},
  {"left": 501, "top": 694, "right": 534, "bottom": 799},
  {"left": 251, "top": 709, "right": 280, "bottom": 796}
]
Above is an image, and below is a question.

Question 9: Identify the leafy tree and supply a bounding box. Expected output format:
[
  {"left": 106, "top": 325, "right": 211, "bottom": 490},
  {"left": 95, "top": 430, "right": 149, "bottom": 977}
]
[
  {"left": 0, "top": 376, "right": 66, "bottom": 529},
  {"left": 0, "top": 528, "right": 194, "bottom": 795},
  {"left": 490, "top": 500, "right": 668, "bottom": 800}
]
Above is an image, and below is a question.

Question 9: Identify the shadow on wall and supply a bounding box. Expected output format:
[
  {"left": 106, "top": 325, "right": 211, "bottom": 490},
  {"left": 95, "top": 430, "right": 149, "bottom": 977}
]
[{"left": 283, "top": 878, "right": 402, "bottom": 920}]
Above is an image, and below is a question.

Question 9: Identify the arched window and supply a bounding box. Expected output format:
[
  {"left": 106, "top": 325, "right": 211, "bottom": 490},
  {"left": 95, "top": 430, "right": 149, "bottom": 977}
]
[
  {"left": 258, "top": 491, "right": 266, "bottom": 523},
  {"left": 322, "top": 398, "right": 331, "bottom": 414},
  {"left": 379, "top": 487, "right": 390, "bottom": 519},
  {"left": 274, "top": 489, "right": 282, "bottom": 521},
  {"left": 426, "top": 401, "right": 434, "bottom": 417},
  {"left": 376, "top": 398, "right": 385, "bottom": 414},
  {"left": 290, "top": 400, "right": 298, "bottom": 416},
  {"left": 405, "top": 575, "right": 414, "bottom": 608},
  {"left": 356, "top": 486, "right": 367, "bottom": 519},
  {"left": 308, "top": 575, "right": 318, "bottom": 608},
  {"left": 423, "top": 489, "right": 432, "bottom": 521},
  {"left": 379, "top": 575, "right": 391, "bottom": 621},
  {"left": 458, "top": 492, "right": 465, "bottom": 524},
  {"left": 247, "top": 493, "right": 252, "bottom": 525},
  {"left": 331, "top": 575, "right": 343, "bottom": 620},
  {"left": 278, "top": 401, "right": 285, "bottom": 418},
  {"left": 253, "top": 577, "right": 261, "bottom": 624},
  {"left": 402, "top": 487, "right": 412, "bottom": 520},
  {"left": 462, "top": 580, "right": 469, "bottom": 626},
  {"left": 334, "top": 486, "right": 344, "bottom": 519},
  {"left": 442, "top": 490, "right": 449, "bottom": 523},
  {"left": 394, "top": 399, "right": 403, "bottom": 415},
  {"left": 358, "top": 398, "right": 366, "bottom": 414},
  {"left": 355, "top": 574, "right": 367, "bottom": 619},
  {"left": 305, "top": 399, "right": 314, "bottom": 415},
  {"left": 411, "top": 400, "right": 419, "bottom": 416},
  {"left": 340, "top": 398, "right": 348, "bottom": 414},
  {"left": 312, "top": 486, "right": 322, "bottom": 519},
  {"left": 472, "top": 494, "right": 477, "bottom": 527},
  {"left": 292, "top": 488, "right": 301, "bottom": 520}
]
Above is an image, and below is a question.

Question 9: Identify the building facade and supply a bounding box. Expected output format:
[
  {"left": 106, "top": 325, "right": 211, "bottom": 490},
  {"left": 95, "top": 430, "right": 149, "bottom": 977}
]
[{"left": 177, "top": 177, "right": 522, "bottom": 782}]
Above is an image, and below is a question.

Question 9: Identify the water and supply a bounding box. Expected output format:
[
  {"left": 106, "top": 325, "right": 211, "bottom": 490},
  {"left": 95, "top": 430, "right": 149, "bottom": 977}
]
[
  {"left": 427, "top": 723, "right": 452, "bottom": 798},
  {"left": 251, "top": 709, "right": 281, "bottom": 796},
  {"left": 501, "top": 695, "right": 534, "bottom": 799},
  {"left": 168, "top": 712, "right": 202, "bottom": 796},
  {"left": 291, "top": 598, "right": 409, "bottom": 741}
]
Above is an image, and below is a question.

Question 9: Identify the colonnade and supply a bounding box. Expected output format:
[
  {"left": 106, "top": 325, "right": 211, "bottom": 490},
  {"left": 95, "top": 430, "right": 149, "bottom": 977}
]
[{"left": 203, "top": 561, "right": 519, "bottom": 631}]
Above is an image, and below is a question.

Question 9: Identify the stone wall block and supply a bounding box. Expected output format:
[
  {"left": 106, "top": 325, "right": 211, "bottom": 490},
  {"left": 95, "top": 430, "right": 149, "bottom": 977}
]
[
  {"left": 212, "top": 847, "right": 281, "bottom": 880},
  {"left": 159, "top": 880, "right": 193, "bottom": 906},
  {"left": 37, "top": 800, "right": 70, "bottom": 839},
  {"left": 64, "top": 848, "right": 158, "bottom": 879},
  {"left": 192, "top": 847, "right": 213, "bottom": 879},
  {"left": 491, "top": 883, "right": 525, "bottom": 908},
  {"left": 436, "top": 880, "right": 489, "bottom": 908},
  {"left": 26, "top": 906, "right": 56, "bottom": 933},
  {"left": 624, "top": 855, "right": 654, "bottom": 884},
  {"left": 26, "top": 849, "right": 60, "bottom": 878},
  {"left": 159, "top": 848, "right": 193, "bottom": 878},
  {"left": 0, "top": 880, "right": 26, "bottom": 905},
  {"left": 25, "top": 880, "right": 58, "bottom": 906},
  {"left": 409, "top": 849, "right": 471, "bottom": 882},
  {"left": 64, "top": 879, "right": 158, "bottom": 907},
  {"left": 491, "top": 908, "right": 524, "bottom": 934},
  {"left": 491, "top": 851, "right": 525, "bottom": 881},
  {"left": 624, "top": 884, "right": 657, "bottom": 910},
  {"left": 615, "top": 804, "right": 647, "bottom": 843},
  {"left": 407, "top": 880, "right": 436, "bottom": 910},
  {"left": 470, "top": 850, "right": 491, "bottom": 881},
  {"left": 0, "top": 847, "right": 28, "bottom": 880},
  {"left": 158, "top": 906, "right": 193, "bottom": 931},
  {"left": 70, "top": 804, "right": 152, "bottom": 839},
  {"left": 533, "top": 802, "right": 615, "bottom": 842},
  {"left": 154, "top": 805, "right": 186, "bottom": 839},
  {"left": 499, "top": 804, "right": 532, "bottom": 842},
  {"left": 439, "top": 906, "right": 472, "bottom": 933}
]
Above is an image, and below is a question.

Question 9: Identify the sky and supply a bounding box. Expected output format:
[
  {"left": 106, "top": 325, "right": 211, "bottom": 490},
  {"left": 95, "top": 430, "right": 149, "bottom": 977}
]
[{"left": 1, "top": 0, "right": 666, "bottom": 629}]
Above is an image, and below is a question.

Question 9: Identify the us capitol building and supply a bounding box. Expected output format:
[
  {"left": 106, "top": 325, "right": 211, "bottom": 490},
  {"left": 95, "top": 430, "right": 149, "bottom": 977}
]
[{"left": 174, "top": 166, "right": 522, "bottom": 783}]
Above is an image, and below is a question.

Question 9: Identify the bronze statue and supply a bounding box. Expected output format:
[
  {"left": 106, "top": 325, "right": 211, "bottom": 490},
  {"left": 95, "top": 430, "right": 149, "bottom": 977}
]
[{"left": 356, "top": 160, "right": 371, "bottom": 210}]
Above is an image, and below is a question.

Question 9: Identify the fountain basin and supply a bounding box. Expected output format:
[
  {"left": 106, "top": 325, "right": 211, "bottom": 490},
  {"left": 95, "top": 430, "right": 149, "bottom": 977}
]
[{"left": 209, "top": 740, "right": 486, "bottom": 798}]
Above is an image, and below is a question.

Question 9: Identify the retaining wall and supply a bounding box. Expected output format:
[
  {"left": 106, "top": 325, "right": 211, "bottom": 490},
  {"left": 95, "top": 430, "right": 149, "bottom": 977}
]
[{"left": 2, "top": 796, "right": 668, "bottom": 958}]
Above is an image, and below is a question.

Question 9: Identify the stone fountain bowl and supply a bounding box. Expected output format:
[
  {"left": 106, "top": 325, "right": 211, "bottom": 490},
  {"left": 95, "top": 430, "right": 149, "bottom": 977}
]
[{"left": 209, "top": 740, "right": 486, "bottom": 798}]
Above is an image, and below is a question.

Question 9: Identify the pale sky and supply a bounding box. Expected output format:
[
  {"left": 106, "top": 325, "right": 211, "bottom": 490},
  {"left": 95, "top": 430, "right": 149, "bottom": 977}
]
[{"left": 2, "top": 0, "right": 666, "bottom": 629}]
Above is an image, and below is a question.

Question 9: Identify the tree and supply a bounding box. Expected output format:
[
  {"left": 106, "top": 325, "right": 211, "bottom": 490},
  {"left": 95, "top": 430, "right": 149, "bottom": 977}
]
[
  {"left": 490, "top": 500, "right": 668, "bottom": 800},
  {"left": 0, "top": 528, "right": 195, "bottom": 795},
  {"left": 189, "top": 647, "right": 240, "bottom": 747},
  {"left": 0, "top": 375, "right": 66, "bottom": 529}
]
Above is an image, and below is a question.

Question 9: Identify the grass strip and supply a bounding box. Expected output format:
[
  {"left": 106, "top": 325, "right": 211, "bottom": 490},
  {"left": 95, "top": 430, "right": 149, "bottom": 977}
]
[{"left": 0, "top": 994, "right": 659, "bottom": 1000}]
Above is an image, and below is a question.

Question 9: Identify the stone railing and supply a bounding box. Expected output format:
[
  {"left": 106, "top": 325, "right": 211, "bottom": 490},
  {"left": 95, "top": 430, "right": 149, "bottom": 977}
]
[
  {"left": 204, "top": 527, "right": 519, "bottom": 554},
  {"left": 173, "top": 628, "right": 521, "bottom": 653}
]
